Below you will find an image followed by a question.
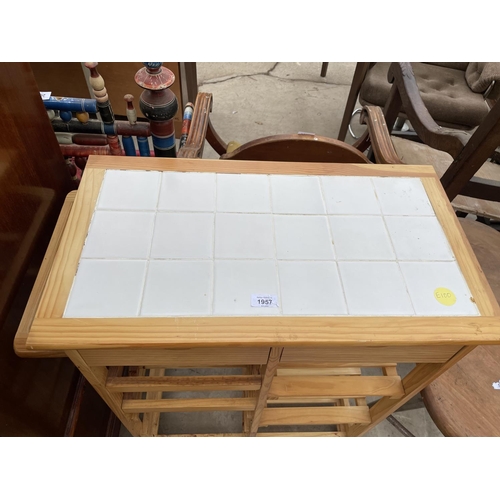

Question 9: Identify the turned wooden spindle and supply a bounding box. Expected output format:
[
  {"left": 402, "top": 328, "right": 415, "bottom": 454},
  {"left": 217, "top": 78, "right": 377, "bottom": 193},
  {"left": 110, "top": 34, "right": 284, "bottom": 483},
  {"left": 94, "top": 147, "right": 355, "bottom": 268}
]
[
  {"left": 84, "top": 62, "right": 122, "bottom": 155},
  {"left": 134, "top": 62, "right": 178, "bottom": 157},
  {"left": 124, "top": 94, "right": 137, "bottom": 125},
  {"left": 122, "top": 94, "right": 137, "bottom": 156}
]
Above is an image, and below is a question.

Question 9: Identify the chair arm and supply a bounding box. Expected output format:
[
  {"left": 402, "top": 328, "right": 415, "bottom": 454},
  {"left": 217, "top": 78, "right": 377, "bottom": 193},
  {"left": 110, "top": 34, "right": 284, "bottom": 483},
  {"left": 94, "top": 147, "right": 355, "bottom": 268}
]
[
  {"left": 177, "top": 93, "right": 213, "bottom": 159},
  {"left": 388, "top": 63, "right": 470, "bottom": 158},
  {"left": 460, "top": 177, "right": 500, "bottom": 203},
  {"left": 359, "top": 105, "right": 402, "bottom": 164}
]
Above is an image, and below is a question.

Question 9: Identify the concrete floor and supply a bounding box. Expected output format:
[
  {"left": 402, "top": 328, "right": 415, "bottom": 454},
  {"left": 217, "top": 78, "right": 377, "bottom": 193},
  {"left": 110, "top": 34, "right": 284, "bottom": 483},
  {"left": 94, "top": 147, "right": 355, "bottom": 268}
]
[{"left": 122, "top": 62, "right": 443, "bottom": 438}]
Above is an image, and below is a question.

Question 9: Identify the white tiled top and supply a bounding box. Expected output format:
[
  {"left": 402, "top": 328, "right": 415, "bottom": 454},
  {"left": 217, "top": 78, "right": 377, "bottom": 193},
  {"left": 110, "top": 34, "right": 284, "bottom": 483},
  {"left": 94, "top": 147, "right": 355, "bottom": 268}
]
[{"left": 64, "top": 170, "right": 479, "bottom": 318}]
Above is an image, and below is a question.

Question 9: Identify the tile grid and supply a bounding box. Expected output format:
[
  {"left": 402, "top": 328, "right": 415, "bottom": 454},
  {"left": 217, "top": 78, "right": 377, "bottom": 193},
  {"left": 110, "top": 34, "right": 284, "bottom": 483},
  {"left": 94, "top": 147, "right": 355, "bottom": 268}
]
[
  {"left": 368, "top": 177, "right": 417, "bottom": 316},
  {"left": 66, "top": 171, "right": 478, "bottom": 318},
  {"left": 318, "top": 176, "right": 350, "bottom": 314},
  {"left": 137, "top": 172, "right": 163, "bottom": 316},
  {"left": 268, "top": 174, "right": 284, "bottom": 315}
]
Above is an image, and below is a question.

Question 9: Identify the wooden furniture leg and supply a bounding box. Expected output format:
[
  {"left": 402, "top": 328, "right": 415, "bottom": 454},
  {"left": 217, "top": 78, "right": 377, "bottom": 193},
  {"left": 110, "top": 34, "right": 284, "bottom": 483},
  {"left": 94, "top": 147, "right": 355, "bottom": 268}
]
[
  {"left": 346, "top": 346, "right": 475, "bottom": 436},
  {"left": 249, "top": 347, "right": 283, "bottom": 436},
  {"left": 337, "top": 62, "right": 371, "bottom": 141},
  {"left": 66, "top": 350, "right": 143, "bottom": 436},
  {"left": 142, "top": 368, "right": 166, "bottom": 436},
  {"left": 320, "top": 62, "right": 329, "bottom": 77}
]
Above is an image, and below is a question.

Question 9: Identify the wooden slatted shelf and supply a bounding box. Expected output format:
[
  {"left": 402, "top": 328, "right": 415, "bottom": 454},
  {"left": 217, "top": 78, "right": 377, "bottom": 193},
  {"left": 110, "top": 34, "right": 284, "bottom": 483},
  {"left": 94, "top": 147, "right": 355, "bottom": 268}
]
[{"left": 108, "top": 363, "right": 404, "bottom": 434}]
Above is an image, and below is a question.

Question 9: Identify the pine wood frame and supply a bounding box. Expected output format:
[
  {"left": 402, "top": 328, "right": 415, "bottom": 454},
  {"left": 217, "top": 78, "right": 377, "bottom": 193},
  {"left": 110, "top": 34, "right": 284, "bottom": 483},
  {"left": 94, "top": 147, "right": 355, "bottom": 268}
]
[{"left": 19, "top": 156, "right": 500, "bottom": 437}]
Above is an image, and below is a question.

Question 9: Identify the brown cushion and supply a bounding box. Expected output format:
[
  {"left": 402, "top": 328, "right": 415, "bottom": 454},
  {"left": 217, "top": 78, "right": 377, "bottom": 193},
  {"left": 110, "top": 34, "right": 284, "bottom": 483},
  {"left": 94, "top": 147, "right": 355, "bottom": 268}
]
[
  {"left": 465, "top": 62, "right": 500, "bottom": 93},
  {"left": 391, "top": 136, "right": 500, "bottom": 220},
  {"left": 360, "top": 63, "right": 490, "bottom": 128},
  {"left": 425, "top": 62, "right": 469, "bottom": 71}
]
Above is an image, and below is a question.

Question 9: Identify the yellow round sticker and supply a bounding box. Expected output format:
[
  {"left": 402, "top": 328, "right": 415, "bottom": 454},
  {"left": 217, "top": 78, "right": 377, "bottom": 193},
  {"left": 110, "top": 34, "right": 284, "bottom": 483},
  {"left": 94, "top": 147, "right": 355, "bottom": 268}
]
[{"left": 434, "top": 288, "right": 456, "bottom": 306}]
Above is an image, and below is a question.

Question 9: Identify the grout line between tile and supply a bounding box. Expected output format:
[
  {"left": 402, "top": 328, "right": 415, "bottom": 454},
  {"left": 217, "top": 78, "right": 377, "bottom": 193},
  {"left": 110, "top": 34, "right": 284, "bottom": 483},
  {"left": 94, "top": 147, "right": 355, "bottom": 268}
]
[
  {"left": 269, "top": 175, "right": 283, "bottom": 315},
  {"left": 372, "top": 178, "right": 417, "bottom": 316},
  {"left": 211, "top": 175, "right": 218, "bottom": 314},
  {"left": 318, "top": 176, "right": 349, "bottom": 314},
  {"left": 137, "top": 172, "right": 163, "bottom": 316}
]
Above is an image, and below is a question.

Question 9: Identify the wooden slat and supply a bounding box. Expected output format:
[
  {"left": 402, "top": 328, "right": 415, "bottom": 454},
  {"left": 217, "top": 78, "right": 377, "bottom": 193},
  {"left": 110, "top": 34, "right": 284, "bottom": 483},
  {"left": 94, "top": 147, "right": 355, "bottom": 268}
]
[
  {"left": 28, "top": 317, "right": 500, "bottom": 351},
  {"left": 107, "top": 375, "right": 262, "bottom": 392},
  {"left": 259, "top": 406, "right": 371, "bottom": 427},
  {"left": 250, "top": 347, "right": 283, "bottom": 436},
  {"left": 278, "top": 363, "right": 396, "bottom": 369},
  {"left": 269, "top": 375, "right": 403, "bottom": 398},
  {"left": 79, "top": 347, "right": 270, "bottom": 367},
  {"left": 142, "top": 368, "right": 165, "bottom": 437},
  {"left": 243, "top": 365, "right": 260, "bottom": 434},
  {"left": 85, "top": 156, "right": 436, "bottom": 177},
  {"left": 268, "top": 397, "right": 341, "bottom": 404},
  {"left": 160, "top": 432, "right": 346, "bottom": 437},
  {"left": 37, "top": 168, "right": 105, "bottom": 319},
  {"left": 122, "top": 397, "right": 256, "bottom": 413},
  {"left": 421, "top": 176, "right": 500, "bottom": 317},
  {"left": 276, "top": 367, "right": 361, "bottom": 376}
]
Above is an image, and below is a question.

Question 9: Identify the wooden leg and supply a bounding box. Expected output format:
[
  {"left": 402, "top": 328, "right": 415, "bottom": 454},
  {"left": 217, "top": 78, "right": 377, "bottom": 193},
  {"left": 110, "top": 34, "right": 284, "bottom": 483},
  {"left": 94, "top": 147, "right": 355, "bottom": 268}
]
[
  {"left": 142, "top": 368, "right": 166, "bottom": 436},
  {"left": 338, "top": 62, "right": 371, "bottom": 141},
  {"left": 66, "top": 350, "right": 143, "bottom": 436},
  {"left": 206, "top": 117, "right": 228, "bottom": 155},
  {"left": 346, "top": 346, "right": 475, "bottom": 437},
  {"left": 243, "top": 365, "right": 260, "bottom": 433},
  {"left": 249, "top": 347, "right": 283, "bottom": 436},
  {"left": 320, "top": 62, "right": 329, "bottom": 77}
]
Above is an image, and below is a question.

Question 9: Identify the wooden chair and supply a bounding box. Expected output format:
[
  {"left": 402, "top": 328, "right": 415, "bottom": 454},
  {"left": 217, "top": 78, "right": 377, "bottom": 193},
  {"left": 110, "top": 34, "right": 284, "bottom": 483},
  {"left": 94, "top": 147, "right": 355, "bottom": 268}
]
[
  {"left": 382, "top": 62, "right": 500, "bottom": 223},
  {"left": 178, "top": 93, "right": 401, "bottom": 165},
  {"left": 370, "top": 62, "right": 500, "bottom": 436},
  {"left": 338, "top": 62, "right": 500, "bottom": 142}
]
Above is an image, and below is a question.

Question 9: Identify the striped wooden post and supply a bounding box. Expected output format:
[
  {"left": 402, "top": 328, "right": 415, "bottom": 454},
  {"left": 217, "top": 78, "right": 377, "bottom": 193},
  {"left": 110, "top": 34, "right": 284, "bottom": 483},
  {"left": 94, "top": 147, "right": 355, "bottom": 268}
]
[
  {"left": 85, "top": 62, "right": 122, "bottom": 156},
  {"left": 134, "top": 62, "right": 178, "bottom": 158},
  {"left": 122, "top": 94, "right": 137, "bottom": 157}
]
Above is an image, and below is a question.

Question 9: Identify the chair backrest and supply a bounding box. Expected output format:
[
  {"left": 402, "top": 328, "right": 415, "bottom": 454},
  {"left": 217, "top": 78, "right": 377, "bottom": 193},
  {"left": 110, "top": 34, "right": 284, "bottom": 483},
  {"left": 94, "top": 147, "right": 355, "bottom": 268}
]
[{"left": 219, "top": 134, "right": 371, "bottom": 164}]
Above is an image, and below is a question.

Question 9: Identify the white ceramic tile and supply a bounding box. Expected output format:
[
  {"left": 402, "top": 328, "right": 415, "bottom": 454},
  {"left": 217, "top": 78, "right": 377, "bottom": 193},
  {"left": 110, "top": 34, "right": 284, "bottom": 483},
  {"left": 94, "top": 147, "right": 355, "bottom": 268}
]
[
  {"left": 385, "top": 216, "right": 454, "bottom": 261},
  {"left": 64, "top": 260, "right": 147, "bottom": 317},
  {"left": 214, "top": 260, "right": 279, "bottom": 315},
  {"left": 329, "top": 216, "right": 395, "bottom": 260},
  {"left": 150, "top": 212, "right": 214, "bottom": 259},
  {"left": 278, "top": 261, "right": 347, "bottom": 315},
  {"left": 320, "top": 176, "right": 381, "bottom": 214},
  {"left": 338, "top": 262, "right": 414, "bottom": 315},
  {"left": 270, "top": 175, "right": 325, "bottom": 214},
  {"left": 81, "top": 211, "right": 155, "bottom": 259},
  {"left": 372, "top": 177, "right": 435, "bottom": 215},
  {"left": 399, "top": 262, "right": 479, "bottom": 316},
  {"left": 215, "top": 213, "right": 274, "bottom": 259},
  {"left": 158, "top": 172, "right": 216, "bottom": 212},
  {"left": 216, "top": 174, "right": 271, "bottom": 213},
  {"left": 274, "top": 215, "right": 334, "bottom": 260},
  {"left": 141, "top": 261, "right": 212, "bottom": 316},
  {"left": 97, "top": 170, "right": 160, "bottom": 210}
]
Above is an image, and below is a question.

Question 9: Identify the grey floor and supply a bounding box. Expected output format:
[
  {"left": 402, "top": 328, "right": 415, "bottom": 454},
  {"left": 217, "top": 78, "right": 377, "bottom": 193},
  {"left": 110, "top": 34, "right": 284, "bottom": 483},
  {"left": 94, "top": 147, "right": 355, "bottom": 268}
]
[{"left": 122, "top": 62, "right": 443, "bottom": 438}]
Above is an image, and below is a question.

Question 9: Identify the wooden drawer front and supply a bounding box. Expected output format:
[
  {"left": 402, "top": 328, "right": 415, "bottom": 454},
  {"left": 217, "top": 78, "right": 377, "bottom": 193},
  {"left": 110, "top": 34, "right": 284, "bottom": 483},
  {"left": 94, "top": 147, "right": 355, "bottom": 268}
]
[
  {"left": 280, "top": 346, "right": 460, "bottom": 365},
  {"left": 80, "top": 347, "right": 270, "bottom": 367}
]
